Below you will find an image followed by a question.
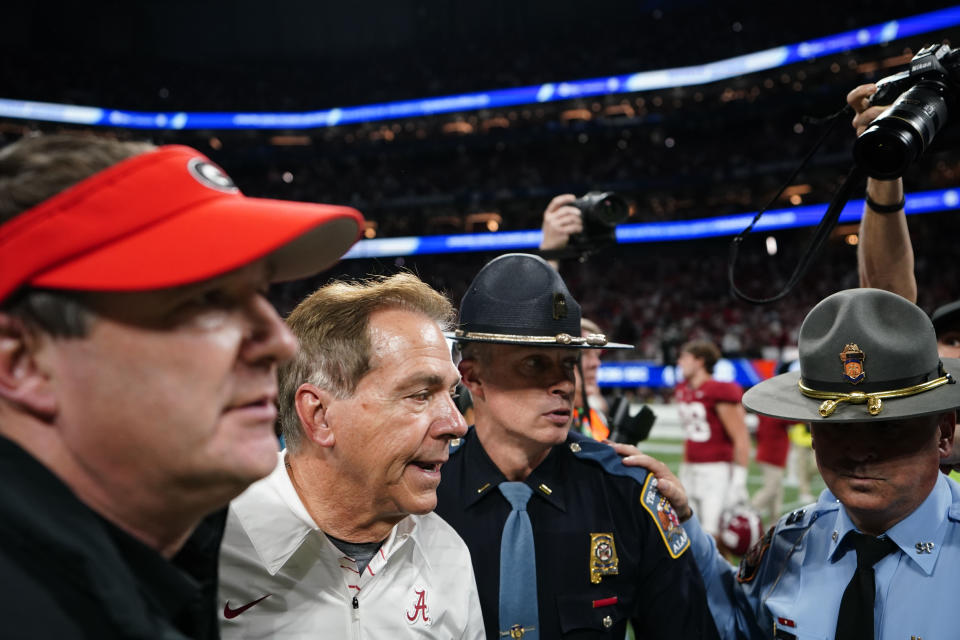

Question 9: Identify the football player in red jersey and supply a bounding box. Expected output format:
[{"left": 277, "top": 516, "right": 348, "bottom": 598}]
[
  {"left": 750, "top": 415, "right": 794, "bottom": 521},
  {"left": 674, "top": 340, "right": 750, "bottom": 539}
]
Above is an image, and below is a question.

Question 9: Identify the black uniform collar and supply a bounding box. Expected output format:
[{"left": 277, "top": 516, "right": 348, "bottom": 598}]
[{"left": 459, "top": 427, "right": 567, "bottom": 512}]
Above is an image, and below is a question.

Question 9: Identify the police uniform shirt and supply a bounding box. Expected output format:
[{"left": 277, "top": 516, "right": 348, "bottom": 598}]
[
  {"left": 684, "top": 472, "right": 960, "bottom": 639},
  {"left": 435, "top": 428, "right": 719, "bottom": 639}
]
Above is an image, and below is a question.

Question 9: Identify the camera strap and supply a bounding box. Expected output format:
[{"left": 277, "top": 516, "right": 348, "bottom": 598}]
[{"left": 727, "top": 106, "right": 866, "bottom": 304}]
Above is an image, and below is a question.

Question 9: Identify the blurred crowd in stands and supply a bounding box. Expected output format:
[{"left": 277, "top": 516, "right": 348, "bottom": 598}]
[
  {"left": 4, "top": 0, "right": 960, "bottom": 383},
  {"left": 4, "top": 2, "right": 960, "bottom": 239},
  {"left": 275, "top": 209, "right": 960, "bottom": 380}
]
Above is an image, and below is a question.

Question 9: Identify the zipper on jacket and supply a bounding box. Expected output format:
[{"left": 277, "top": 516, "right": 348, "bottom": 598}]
[{"left": 351, "top": 594, "right": 360, "bottom": 637}]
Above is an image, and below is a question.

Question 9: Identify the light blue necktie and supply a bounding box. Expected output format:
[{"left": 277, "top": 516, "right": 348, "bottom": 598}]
[{"left": 498, "top": 481, "right": 539, "bottom": 640}]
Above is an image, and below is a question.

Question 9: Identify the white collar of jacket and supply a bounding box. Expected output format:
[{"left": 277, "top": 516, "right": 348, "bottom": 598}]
[{"left": 230, "top": 451, "right": 427, "bottom": 576}]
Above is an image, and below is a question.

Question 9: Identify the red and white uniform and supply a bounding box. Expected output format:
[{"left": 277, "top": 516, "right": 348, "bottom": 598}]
[
  {"left": 751, "top": 416, "right": 795, "bottom": 521},
  {"left": 755, "top": 415, "right": 792, "bottom": 468},
  {"left": 675, "top": 379, "right": 743, "bottom": 464},
  {"left": 675, "top": 379, "right": 744, "bottom": 536}
]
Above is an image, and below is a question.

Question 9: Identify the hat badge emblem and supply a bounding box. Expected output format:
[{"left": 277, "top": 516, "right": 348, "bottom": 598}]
[
  {"left": 552, "top": 292, "right": 568, "bottom": 320},
  {"left": 839, "top": 343, "right": 866, "bottom": 385}
]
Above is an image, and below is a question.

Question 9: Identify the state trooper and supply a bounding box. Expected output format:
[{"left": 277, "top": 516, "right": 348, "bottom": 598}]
[
  {"left": 622, "top": 287, "right": 960, "bottom": 640},
  {"left": 435, "top": 253, "right": 719, "bottom": 639}
]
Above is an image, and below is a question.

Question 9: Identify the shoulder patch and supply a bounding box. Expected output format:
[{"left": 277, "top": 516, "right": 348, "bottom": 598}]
[
  {"left": 639, "top": 475, "right": 690, "bottom": 559},
  {"left": 737, "top": 524, "right": 774, "bottom": 583}
]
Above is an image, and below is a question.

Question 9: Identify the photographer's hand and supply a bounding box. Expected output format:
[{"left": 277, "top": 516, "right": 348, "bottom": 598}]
[
  {"left": 540, "top": 194, "right": 582, "bottom": 251},
  {"left": 848, "top": 84, "right": 916, "bottom": 302},
  {"left": 848, "top": 83, "right": 890, "bottom": 135}
]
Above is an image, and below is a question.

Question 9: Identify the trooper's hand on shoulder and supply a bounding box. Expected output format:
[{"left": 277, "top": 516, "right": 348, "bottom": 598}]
[{"left": 607, "top": 441, "right": 692, "bottom": 521}]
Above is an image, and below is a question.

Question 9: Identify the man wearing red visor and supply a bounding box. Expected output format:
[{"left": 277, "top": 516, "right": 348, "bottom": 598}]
[{"left": 0, "top": 134, "right": 363, "bottom": 638}]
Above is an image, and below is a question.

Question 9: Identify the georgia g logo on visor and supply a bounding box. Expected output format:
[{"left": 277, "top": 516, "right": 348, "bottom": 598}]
[{"left": 187, "top": 157, "right": 240, "bottom": 193}]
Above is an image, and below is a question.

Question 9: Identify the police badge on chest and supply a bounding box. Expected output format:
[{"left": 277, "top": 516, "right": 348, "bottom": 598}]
[{"left": 589, "top": 533, "right": 619, "bottom": 584}]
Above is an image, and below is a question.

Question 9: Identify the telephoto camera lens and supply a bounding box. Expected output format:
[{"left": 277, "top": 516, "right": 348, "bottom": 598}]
[
  {"left": 572, "top": 191, "right": 629, "bottom": 227},
  {"left": 854, "top": 82, "right": 949, "bottom": 179},
  {"left": 566, "top": 191, "right": 630, "bottom": 254}
]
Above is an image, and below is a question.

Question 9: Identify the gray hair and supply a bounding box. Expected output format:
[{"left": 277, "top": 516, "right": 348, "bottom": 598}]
[{"left": 278, "top": 272, "right": 454, "bottom": 452}]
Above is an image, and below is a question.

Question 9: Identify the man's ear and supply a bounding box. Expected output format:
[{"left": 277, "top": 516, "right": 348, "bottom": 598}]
[
  {"left": 294, "top": 383, "right": 336, "bottom": 447},
  {"left": 937, "top": 411, "right": 956, "bottom": 458},
  {"left": 458, "top": 358, "right": 484, "bottom": 401},
  {"left": 0, "top": 314, "right": 56, "bottom": 419}
]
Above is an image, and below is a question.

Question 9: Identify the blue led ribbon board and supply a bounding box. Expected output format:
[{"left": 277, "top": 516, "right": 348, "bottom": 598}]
[
  {"left": 597, "top": 358, "right": 767, "bottom": 389},
  {"left": 341, "top": 189, "right": 960, "bottom": 259},
  {"left": 2, "top": 6, "right": 958, "bottom": 129}
]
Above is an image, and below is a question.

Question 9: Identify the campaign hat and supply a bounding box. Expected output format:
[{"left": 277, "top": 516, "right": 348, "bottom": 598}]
[
  {"left": 744, "top": 288, "right": 960, "bottom": 423},
  {"left": 452, "top": 253, "right": 632, "bottom": 350}
]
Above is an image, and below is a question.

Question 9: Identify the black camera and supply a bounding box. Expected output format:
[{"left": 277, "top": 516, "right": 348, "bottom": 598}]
[
  {"left": 606, "top": 397, "right": 656, "bottom": 444},
  {"left": 854, "top": 44, "right": 960, "bottom": 179},
  {"left": 569, "top": 191, "right": 630, "bottom": 248}
]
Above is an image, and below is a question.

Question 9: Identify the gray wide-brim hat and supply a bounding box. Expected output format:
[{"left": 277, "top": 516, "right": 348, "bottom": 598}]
[
  {"left": 744, "top": 288, "right": 960, "bottom": 423},
  {"left": 451, "top": 253, "right": 632, "bottom": 350}
]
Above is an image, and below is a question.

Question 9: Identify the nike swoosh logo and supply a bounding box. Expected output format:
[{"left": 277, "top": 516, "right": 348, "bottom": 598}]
[{"left": 223, "top": 594, "right": 271, "bottom": 619}]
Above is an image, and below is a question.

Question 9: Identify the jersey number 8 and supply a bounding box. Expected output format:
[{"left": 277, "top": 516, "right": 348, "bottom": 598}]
[{"left": 678, "top": 402, "right": 710, "bottom": 442}]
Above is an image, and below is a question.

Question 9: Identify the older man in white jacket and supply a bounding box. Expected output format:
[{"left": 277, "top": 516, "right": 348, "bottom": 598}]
[{"left": 219, "top": 273, "right": 484, "bottom": 639}]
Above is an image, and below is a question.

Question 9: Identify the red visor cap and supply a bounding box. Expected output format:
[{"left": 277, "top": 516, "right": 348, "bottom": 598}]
[{"left": 2, "top": 145, "right": 364, "bottom": 299}]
